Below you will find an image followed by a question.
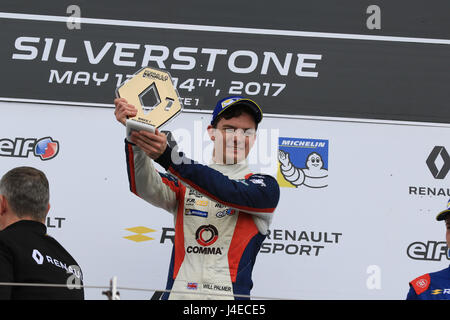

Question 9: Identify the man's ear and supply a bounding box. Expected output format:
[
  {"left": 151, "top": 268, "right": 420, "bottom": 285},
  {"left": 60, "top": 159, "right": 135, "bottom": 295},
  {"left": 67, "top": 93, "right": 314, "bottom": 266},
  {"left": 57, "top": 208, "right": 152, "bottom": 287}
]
[
  {"left": 207, "top": 125, "right": 215, "bottom": 141},
  {"left": 0, "top": 195, "right": 7, "bottom": 216}
]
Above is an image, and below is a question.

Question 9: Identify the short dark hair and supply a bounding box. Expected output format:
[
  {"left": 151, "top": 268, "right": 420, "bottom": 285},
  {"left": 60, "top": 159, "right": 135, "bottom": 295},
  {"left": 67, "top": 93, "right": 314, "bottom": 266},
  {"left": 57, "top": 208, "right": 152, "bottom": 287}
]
[
  {"left": 211, "top": 104, "right": 259, "bottom": 130},
  {"left": 0, "top": 166, "right": 49, "bottom": 221}
]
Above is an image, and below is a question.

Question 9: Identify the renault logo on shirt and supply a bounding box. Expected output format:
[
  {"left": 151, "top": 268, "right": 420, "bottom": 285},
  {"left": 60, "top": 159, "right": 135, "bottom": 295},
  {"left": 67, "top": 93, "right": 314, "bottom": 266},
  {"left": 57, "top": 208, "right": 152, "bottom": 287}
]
[{"left": 32, "top": 249, "right": 44, "bottom": 265}]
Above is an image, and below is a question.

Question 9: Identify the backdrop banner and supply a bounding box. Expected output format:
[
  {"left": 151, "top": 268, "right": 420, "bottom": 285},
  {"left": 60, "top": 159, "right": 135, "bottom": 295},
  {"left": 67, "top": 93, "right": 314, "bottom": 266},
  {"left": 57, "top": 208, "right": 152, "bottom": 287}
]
[{"left": 1, "top": 100, "right": 448, "bottom": 299}]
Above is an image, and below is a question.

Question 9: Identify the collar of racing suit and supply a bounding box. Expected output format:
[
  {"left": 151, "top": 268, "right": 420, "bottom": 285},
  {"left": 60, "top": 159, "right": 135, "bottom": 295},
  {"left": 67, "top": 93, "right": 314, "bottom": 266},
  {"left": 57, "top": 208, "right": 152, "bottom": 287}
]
[{"left": 208, "top": 159, "right": 252, "bottom": 180}]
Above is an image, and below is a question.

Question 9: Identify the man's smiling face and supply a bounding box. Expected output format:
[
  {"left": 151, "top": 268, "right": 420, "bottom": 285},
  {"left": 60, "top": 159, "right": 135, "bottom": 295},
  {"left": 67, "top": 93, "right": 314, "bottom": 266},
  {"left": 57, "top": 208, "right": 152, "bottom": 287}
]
[{"left": 209, "top": 112, "right": 256, "bottom": 164}]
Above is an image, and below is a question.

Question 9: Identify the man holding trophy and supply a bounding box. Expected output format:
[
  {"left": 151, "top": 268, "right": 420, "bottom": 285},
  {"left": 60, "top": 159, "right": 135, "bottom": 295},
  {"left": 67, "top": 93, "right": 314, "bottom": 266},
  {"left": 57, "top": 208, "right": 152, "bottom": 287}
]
[{"left": 114, "top": 67, "right": 280, "bottom": 300}]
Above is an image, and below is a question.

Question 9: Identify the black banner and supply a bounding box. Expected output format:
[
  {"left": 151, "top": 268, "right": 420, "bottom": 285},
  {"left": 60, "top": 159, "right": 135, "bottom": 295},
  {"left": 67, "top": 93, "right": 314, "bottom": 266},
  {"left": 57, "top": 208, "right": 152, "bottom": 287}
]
[
  {"left": 0, "top": 299, "right": 440, "bottom": 318},
  {"left": 0, "top": 2, "right": 449, "bottom": 123},
  {"left": 1, "top": 0, "right": 450, "bottom": 39}
]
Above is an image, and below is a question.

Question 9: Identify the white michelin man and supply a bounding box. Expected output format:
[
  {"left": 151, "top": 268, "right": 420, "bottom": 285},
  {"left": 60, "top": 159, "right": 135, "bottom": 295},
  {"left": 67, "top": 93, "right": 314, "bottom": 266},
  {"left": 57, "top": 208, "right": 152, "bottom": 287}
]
[{"left": 278, "top": 150, "right": 328, "bottom": 188}]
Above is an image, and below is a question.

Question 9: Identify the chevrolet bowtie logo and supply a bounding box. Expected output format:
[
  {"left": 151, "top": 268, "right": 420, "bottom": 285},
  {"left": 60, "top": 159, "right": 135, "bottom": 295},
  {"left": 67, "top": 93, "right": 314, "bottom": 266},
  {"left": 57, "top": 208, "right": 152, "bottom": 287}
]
[{"left": 124, "top": 226, "right": 156, "bottom": 242}]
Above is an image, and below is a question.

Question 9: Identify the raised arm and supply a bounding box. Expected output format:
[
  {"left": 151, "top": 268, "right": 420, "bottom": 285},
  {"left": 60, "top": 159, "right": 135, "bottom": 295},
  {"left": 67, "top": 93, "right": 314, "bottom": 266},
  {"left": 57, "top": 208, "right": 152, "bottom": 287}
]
[
  {"left": 125, "top": 140, "right": 182, "bottom": 215},
  {"left": 154, "top": 144, "right": 280, "bottom": 216},
  {"left": 115, "top": 98, "right": 182, "bottom": 215}
]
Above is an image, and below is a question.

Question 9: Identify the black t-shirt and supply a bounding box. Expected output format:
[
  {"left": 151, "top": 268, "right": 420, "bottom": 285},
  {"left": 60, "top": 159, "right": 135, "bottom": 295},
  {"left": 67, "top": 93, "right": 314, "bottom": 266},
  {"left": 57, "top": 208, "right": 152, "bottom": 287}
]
[{"left": 0, "top": 220, "right": 84, "bottom": 300}]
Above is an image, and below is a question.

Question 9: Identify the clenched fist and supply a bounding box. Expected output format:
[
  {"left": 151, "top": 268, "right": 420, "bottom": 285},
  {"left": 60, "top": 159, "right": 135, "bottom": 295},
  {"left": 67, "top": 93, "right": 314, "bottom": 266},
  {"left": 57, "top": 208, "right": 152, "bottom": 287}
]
[{"left": 130, "top": 129, "right": 168, "bottom": 160}]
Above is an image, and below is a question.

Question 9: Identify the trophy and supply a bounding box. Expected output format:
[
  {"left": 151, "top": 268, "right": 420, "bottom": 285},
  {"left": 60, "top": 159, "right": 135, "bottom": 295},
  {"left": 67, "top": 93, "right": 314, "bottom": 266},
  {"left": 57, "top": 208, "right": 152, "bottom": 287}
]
[{"left": 116, "top": 67, "right": 183, "bottom": 141}]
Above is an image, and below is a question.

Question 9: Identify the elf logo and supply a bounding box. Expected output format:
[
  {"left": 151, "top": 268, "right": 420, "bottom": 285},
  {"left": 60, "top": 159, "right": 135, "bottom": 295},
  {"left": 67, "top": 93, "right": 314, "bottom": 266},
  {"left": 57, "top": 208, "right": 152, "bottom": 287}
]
[
  {"left": 0, "top": 137, "right": 59, "bottom": 160},
  {"left": 407, "top": 241, "right": 450, "bottom": 261}
]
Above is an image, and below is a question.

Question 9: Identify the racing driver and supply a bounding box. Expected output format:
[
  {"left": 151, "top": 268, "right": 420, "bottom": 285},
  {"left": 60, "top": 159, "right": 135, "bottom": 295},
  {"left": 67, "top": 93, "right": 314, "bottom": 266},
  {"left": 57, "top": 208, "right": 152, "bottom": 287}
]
[{"left": 114, "top": 95, "right": 280, "bottom": 300}]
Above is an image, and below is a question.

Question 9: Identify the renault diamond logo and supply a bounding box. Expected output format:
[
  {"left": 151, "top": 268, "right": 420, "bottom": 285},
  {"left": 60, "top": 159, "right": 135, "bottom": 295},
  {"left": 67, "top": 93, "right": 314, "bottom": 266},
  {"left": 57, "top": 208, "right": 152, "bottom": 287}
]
[
  {"left": 124, "top": 226, "right": 156, "bottom": 242},
  {"left": 426, "top": 146, "right": 450, "bottom": 180}
]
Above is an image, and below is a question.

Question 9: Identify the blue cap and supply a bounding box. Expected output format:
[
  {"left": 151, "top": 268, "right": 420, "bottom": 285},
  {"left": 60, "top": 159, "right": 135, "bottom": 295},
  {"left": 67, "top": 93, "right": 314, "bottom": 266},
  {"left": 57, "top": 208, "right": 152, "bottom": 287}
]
[
  {"left": 436, "top": 198, "right": 450, "bottom": 221},
  {"left": 211, "top": 96, "right": 262, "bottom": 125}
]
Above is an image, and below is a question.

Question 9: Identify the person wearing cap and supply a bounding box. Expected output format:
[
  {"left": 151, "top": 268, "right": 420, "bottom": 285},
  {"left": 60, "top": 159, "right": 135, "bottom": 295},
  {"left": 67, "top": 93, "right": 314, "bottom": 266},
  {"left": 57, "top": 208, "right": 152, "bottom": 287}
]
[
  {"left": 406, "top": 199, "right": 450, "bottom": 300},
  {"left": 114, "top": 95, "right": 279, "bottom": 300}
]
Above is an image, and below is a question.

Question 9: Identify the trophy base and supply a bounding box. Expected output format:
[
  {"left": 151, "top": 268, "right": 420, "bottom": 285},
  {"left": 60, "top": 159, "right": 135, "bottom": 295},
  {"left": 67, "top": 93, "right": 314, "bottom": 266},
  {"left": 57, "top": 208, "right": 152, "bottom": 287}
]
[{"left": 126, "top": 119, "right": 155, "bottom": 142}]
